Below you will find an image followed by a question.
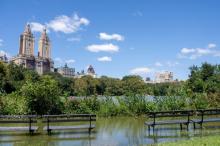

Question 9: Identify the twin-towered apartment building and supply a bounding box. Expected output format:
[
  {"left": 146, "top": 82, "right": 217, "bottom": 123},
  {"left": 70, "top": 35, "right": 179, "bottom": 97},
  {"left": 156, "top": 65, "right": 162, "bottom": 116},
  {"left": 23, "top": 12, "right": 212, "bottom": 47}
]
[
  {"left": 10, "top": 24, "right": 96, "bottom": 78},
  {"left": 11, "top": 24, "right": 54, "bottom": 75}
]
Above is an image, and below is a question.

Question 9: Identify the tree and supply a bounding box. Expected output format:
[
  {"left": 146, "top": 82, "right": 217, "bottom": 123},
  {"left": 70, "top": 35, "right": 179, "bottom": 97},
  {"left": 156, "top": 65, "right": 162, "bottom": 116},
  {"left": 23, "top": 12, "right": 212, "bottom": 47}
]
[
  {"left": 73, "top": 78, "right": 88, "bottom": 96},
  {"left": 21, "top": 75, "right": 63, "bottom": 115},
  {"left": 122, "top": 75, "right": 146, "bottom": 95}
]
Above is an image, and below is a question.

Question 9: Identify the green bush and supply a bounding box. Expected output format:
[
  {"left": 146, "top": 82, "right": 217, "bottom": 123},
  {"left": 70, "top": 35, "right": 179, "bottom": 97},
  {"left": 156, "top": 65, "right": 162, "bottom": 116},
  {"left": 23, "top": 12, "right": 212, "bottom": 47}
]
[{"left": 2, "top": 92, "right": 28, "bottom": 115}]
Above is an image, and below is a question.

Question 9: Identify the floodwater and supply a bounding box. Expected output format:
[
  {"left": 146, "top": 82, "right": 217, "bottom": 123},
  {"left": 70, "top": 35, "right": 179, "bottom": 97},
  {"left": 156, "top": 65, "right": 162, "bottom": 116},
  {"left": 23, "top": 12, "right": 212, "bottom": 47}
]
[{"left": 0, "top": 117, "right": 220, "bottom": 146}]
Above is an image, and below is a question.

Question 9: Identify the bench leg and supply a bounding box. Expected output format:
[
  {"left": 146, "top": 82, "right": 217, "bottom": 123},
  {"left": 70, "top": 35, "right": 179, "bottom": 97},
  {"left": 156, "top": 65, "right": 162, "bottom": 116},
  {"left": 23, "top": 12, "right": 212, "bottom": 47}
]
[
  {"left": 193, "top": 122, "right": 196, "bottom": 129},
  {"left": 152, "top": 125, "right": 155, "bottom": 133},
  {"left": 47, "top": 129, "right": 52, "bottom": 135},
  {"left": 200, "top": 123, "right": 203, "bottom": 129},
  {"left": 186, "top": 123, "right": 189, "bottom": 131},
  {"left": 180, "top": 124, "right": 183, "bottom": 130},
  {"left": 147, "top": 125, "right": 151, "bottom": 135},
  {"left": 29, "top": 129, "right": 34, "bottom": 135}
]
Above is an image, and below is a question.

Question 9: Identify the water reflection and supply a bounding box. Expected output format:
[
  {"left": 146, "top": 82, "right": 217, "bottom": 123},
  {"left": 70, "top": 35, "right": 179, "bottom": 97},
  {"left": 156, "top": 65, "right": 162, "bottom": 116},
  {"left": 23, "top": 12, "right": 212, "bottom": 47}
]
[{"left": 0, "top": 117, "right": 220, "bottom": 146}]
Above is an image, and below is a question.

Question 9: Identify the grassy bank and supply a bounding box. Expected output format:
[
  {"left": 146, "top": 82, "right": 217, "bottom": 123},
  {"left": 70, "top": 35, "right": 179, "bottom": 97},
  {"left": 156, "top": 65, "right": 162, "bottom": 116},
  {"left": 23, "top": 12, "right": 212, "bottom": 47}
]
[{"left": 152, "top": 135, "right": 220, "bottom": 146}]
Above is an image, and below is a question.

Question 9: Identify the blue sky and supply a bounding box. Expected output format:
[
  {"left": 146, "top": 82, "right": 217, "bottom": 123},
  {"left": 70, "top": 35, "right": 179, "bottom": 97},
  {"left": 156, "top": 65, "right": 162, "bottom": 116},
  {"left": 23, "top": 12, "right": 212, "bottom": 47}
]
[{"left": 0, "top": 0, "right": 220, "bottom": 80}]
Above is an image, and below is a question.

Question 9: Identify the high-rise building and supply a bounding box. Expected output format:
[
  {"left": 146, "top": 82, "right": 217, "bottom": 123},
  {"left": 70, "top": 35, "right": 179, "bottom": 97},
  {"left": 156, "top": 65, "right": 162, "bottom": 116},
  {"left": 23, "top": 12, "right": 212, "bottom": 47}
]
[
  {"left": 11, "top": 24, "right": 54, "bottom": 75},
  {"left": 19, "top": 24, "right": 34, "bottom": 56},
  {"left": 155, "top": 71, "right": 173, "bottom": 83},
  {"left": 38, "top": 29, "right": 51, "bottom": 58}
]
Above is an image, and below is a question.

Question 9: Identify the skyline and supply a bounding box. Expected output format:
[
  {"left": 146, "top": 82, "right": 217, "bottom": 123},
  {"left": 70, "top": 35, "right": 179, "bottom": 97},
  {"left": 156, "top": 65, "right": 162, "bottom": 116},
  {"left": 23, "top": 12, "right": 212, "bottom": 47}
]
[{"left": 1, "top": 0, "right": 220, "bottom": 80}]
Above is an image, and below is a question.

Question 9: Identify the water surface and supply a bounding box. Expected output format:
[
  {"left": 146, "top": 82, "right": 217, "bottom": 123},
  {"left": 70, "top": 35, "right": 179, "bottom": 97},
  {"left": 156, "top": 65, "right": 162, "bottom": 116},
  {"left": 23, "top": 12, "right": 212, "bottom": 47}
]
[{"left": 0, "top": 117, "right": 220, "bottom": 146}]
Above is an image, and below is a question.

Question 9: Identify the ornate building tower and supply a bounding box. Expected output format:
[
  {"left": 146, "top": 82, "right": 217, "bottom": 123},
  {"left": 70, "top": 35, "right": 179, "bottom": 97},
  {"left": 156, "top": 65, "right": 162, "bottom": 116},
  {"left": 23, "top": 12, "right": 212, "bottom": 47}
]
[
  {"left": 38, "top": 29, "right": 51, "bottom": 58},
  {"left": 12, "top": 24, "right": 54, "bottom": 75},
  {"left": 35, "top": 28, "right": 54, "bottom": 75},
  {"left": 19, "top": 24, "right": 34, "bottom": 56},
  {"left": 87, "top": 65, "right": 96, "bottom": 78}
]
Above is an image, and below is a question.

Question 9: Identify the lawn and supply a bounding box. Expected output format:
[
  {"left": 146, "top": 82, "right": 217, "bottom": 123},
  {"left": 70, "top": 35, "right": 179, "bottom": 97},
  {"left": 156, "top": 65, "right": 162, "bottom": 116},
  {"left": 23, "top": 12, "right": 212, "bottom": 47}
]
[{"left": 151, "top": 135, "right": 220, "bottom": 146}]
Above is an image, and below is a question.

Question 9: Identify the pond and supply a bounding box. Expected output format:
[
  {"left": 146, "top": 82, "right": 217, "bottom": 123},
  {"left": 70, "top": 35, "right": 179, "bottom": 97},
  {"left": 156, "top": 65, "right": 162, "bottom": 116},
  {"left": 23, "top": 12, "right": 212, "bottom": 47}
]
[{"left": 0, "top": 117, "right": 220, "bottom": 146}]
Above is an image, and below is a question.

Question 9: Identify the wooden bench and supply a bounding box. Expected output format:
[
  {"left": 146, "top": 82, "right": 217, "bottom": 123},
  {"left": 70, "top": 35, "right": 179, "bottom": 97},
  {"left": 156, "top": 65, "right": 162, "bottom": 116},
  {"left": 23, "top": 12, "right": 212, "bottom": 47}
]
[
  {"left": 145, "top": 110, "right": 193, "bottom": 132},
  {"left": 0, "top": 115, "right": 38, "bottom": 134},
  {"left": 191, "top": 109, "right": 220, "bottom": 129},
  {"left": 42, "top": 114, "right": 96, "bottom": 134}
]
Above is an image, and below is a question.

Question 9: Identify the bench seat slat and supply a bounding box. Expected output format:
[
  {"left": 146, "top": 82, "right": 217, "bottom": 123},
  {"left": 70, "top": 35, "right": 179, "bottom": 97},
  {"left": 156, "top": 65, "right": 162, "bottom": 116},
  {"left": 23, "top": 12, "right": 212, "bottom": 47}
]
[
  {"left": 43, "top": 125, "right": 95, "bottom": 131},
  {"left": 192, "top": 118, "right": 220, "bottom": 123},
  {"left": 145, "top": 120, "right": 189, "bottom": 126},
  {"left": 149, "top": 114, "right": 191, "bottom": 118},
  {"left": 43, "top": 114, "right": 96, "bottom": 118},
  {"left": 0, "top": 126, "right": 38, "bottom": 131},
  {"left": 42, "top": 119, "right": 96, "bottom": 123},
  {"left": 0, "top": 120, "right": 37, "bottom": 123}
]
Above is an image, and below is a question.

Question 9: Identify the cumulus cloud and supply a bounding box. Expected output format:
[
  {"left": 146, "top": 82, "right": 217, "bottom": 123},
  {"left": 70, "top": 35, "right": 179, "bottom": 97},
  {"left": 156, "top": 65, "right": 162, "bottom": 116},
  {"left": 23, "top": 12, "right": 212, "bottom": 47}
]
[
  {"left": 30, "top": 22, "right": 45, "bottom": 32},
  {"left": 54, "top": 57, "right": 75, "bottom": 66},
  {"left": 86, "top": 43, "right": 119, "bottom": 53},
  {"left": 46, "top": 14, "right": 89, "bottom": 33},
  {"left": 181, "top": 48, "right": 196, "bottom": 54},
  {"left": 155, "top": 62, "right": 163, "bottom": 67},
  {"left": 155, "top": 61, "right": 179, "bottom": 67},
  {"left": 178, "top": 43, "right": 220, "bottom": 59},
  {"left": 130, "top": 67, "right": 153, "bottom": 75},
  {"left": 97, "top": 56, "right": 112, "bottom": 62},
  {"left": 0, "top": 39, "right": 3, "bottom": 46},
  {"left": 208, "top": 43, "right": 216, "bottom": 49},
  {"left": 29, "top": 13, "right": 89, "bottom": 34},
  {"left": 54, "top": 57, "right": 63, "bottom": 64},
  {"left": 166, "top": 61, "right": 179, "bottom": 67},
  {"left": 99, "top": 32, "right": 124, "bottom": 41},
  {"left": 65, "top": 59, "right": 75, "bottom": 64}
]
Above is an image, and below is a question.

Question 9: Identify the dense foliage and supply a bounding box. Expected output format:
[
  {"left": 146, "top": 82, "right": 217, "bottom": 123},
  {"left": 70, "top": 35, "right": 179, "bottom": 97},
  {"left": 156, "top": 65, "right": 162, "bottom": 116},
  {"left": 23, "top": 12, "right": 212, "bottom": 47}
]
[{"left": 0, "top": 62, "right": 219, "bottom": 116}]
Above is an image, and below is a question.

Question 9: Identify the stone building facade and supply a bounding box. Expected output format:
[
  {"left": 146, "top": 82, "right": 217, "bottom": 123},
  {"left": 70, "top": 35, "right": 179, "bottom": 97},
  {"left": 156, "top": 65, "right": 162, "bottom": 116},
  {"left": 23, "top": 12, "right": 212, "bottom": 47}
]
[
  {"left": 57, "top": 64, "right": 75, "bottom": 78},
  {"left": 11, "top": 24, "right": 54, "bottom": 75},
  {"left": 155, "top": 71, "right": 173, "bottom": 83}
]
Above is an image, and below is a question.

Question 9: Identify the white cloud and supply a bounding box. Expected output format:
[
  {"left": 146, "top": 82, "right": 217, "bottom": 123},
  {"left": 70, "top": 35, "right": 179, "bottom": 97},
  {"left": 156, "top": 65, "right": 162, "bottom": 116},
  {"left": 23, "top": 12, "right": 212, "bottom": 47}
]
[
  {"left": 155, "top": 61, "right": 179, "bottom": 67},
  {"left": 0, "top": 39, "right": 3, "bottom": 46},
  {"left": 0, "top": 50, "right": 6, "bottom": 56},
  {"left": 54, "top": 57, "right": 63, "bottom": 64},
  {"left": 181, "top": 48, "right": 196, "bottom": 54},
  {"left": 178, "top": 43, "right": 220, "bottom": 59},
  {"left": 97, "top": 56, "right": 112, "bottom": 62},
  {"left": 29, "top": 13, "right": 89, "bottom": 34},
  {"left": 55, "top": 57, "right": 75, "bottom": 66},
  {"left": 99, "top": 32, "right": 124, "bottom": 41},
  {"left": 155, "top": 62, "right": 163, "bottom": 67},
  {"left": 67, "top": 37, "right": 81, "bottom": 42},
  {"left": 166, "top": 61, "right": 179, "bottom": 67},
  {"left": 208, "top": 43, "right": 216, "bottom": 49},
  {"left": 65, "top": 59, "right": 75, "bottom": 64},
  {"left": 86, "top": 43, "right": 119, "bottom": 53},
  {"left": 130, "top": 67, "right": 153, "bottom": 75},
  {"left": 30, "top": 22, "right": 45, "bottom": 32},
  {"left": 46, "top": 13, "right": 89, "bottom": 34}
]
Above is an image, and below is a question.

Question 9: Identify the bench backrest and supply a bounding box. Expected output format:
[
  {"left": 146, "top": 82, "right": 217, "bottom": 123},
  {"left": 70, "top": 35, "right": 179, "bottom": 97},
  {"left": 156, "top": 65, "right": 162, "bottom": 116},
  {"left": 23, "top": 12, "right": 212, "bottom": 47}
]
[
  {"left": 147, "top": 110, "right": 194, "bottom": 118},
  {"left": 42, "top": 114, "right": 96, "bottom": 123},
  {"left": 0, "top": 115, "right": 38, "bottom": 124},
  {"left": 196, "top": 109, "right": 220, "bottom": 121},
  {"left": 197, "top": 109, "right": 220, "bottom": 115},
  {"left": 147, "top": 110, "right": 194, "bottom": 124}
]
